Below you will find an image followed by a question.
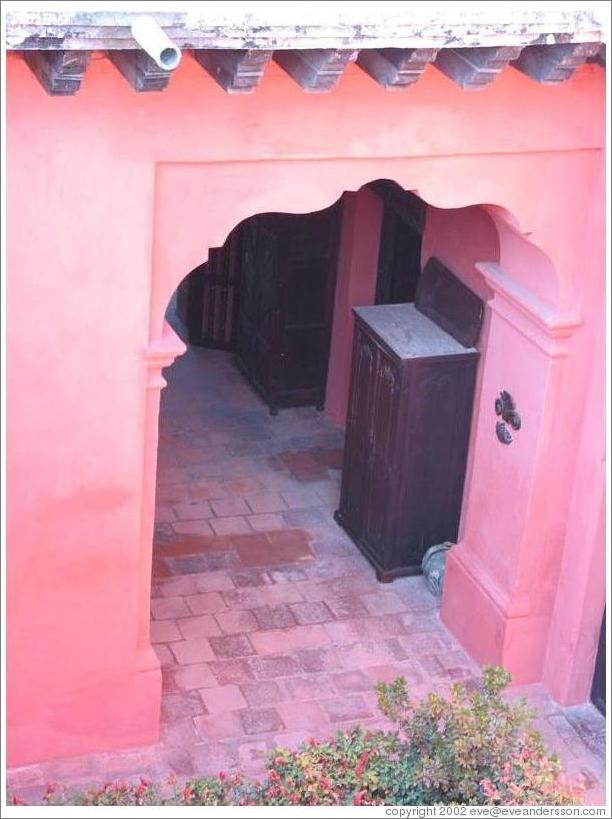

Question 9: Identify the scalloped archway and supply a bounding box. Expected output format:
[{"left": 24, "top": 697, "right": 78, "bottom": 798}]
[{"left": 138, "top": 164, "right": 602, "bottom": 719}]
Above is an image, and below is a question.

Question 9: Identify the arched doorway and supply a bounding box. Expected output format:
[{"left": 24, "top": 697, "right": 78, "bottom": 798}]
[
  {"left": 147, "top": 182, "right": 502, "bottom": 768},
  {"left": 138, "top": 163, "right": 602, "bottom": 764}
]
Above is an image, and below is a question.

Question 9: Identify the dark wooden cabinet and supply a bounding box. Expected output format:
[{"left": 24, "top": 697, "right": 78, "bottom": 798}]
[
  {"left": 235, "top": 204, "right": 341, "bottom": 414},
  {"left": 176, "top": 232, "right": 240, "bottom": 350},
  {"left": 335, "top": 303, "right": 479, "bottom": 581}
]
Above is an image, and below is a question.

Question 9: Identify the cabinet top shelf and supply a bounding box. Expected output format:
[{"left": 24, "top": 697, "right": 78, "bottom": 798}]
[{"left": 353, "top": 303, "right": 477, "bottom": 360}]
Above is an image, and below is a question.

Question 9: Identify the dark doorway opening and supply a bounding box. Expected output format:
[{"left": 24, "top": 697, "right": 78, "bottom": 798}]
[
  {"left": 176, "top": 199, "right": 343, "bottom": 415},
  {"left": 591, "top": 611, "right": 606, "bottom": 716},
  {"left": 371, "top": 181, "right": 425, "bottom": 305}
]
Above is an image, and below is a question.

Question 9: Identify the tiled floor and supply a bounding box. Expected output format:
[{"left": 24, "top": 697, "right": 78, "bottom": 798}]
[{"left": 8, "top": 343, "right": 606, "bottom": 804}]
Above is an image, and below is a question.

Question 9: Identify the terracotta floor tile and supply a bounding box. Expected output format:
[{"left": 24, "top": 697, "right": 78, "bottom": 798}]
[
  {"left": 177, "top": 615, "right": 222, "bottom": 640},
  {"left": 251, "top": 654, "right": 301, "bottom": 680},
  {"left": 209, "top": 634, "right": 255, "bottom": 659},
  {"left": 159, "top": 575, "right": 200, "bottom": 597},
  {"left": 276, "top": 700, "right": 328, "bottom": 732},
  {"left": 322, "top": 695, "right": 374, "bottom": 723},
  {"left": 209, "top": 658, "right": 258, "bottom": 686},
  {"left": 211, "top": 497, "right": 251, "bottom": 518},
  {"left": 280, "top": 488, "right": 323, "bottom": 510},
  {"left": 155, "top": 537, "right": 202, "bottom": 558},
  {"left": 290, "top": 601, "right": 333, "bottom": 625},
  {"left": 215, "top": 609, "right": 258, "bottom": 634},
  {"left": 172, "top": 520, "right": 215, "bottom": 537},
  {"left": 245, "top": 493, "right": 288, "bottom": 514},
  {"left": 185, "top": 592, "right": 227, "bottom": 615},
  {"left": 230, "top": 568, "right": 270, "bottom": 588},
  {"left": 194, "top": 570, "right": 236, "bottom": 593},
  {"left": 171, "top": 661, "right": 217, "bottom": 690},
  {"left": 189, "top": 480, "right": 228, "bottom": 500},
  {"left": 172, "top": 501, "right": 213, "bottom": 521},
  {"left": 152, "top": 557, "right": 172, "bottom": 579},
  {"left": 331, "top": 670, "right": 373, "bottom": 694},
  {"left": 295, "top": 646, "right": 345, "bottom": 674},
  {"left": 239, "top": 707, "right": 285, "bottom": 735},
  {"left": 210, "top": 516, "right": 251, "bottom": 536},
  {"left": 199, "top": 685, "right": 249, "bottom": 714},
  {"left": 236, "top": 534, "right": 314, "bottom": 567},
  {"left": 193, "top": 712, "right": 244, "bottom": 741},
  {"left": 253, "top": 604, "right": 297, "bottom": 630},
  {"left": 170, "top": 639, "right": 216, "bottom": 665},
  {"left": 150, "top": 619, "right": 182, "bottom": 644},
  {"left": 155, "top": 505, "right": 176, "bottom": 523},
  {"left": 240, "top": 680, "right": 284, "bottom": 707},
  {"left": 282, "top": 674, "right": 335, "bottom": 701},
  {"left": 250, "top": 624, "right": 331, "bottom": 655},
  {"left": 151, "top": 596, "right": 191, "bottom": 620},
  {"left": 247, "top": 513, "right": 286, "bottom": 532}
]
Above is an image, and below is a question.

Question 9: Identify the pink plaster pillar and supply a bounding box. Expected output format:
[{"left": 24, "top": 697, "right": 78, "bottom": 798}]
[
  {"left": 139, "top": 324, "right": 186, "bottom": 649},
  {"left": 542, "top": 310, "right": 605, "bottom": 703},
  {"left": 441, "top": 262, "right": 582, "bottom": 685},
  {"left": 325, "top": 188, "right": 383, "bottom": 425}
]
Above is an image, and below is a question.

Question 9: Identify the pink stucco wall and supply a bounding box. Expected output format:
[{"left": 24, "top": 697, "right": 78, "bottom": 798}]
[
  {"left": 6, "top": 52, "right": 605, "bottom": 766},
  {"left": 325, "top": 188, "right": 382, "bottom": 426}
]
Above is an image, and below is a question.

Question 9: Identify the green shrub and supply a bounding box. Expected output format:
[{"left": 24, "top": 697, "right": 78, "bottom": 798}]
[{"left": 19, "top": 667, "right": 581, "bottom": 807}]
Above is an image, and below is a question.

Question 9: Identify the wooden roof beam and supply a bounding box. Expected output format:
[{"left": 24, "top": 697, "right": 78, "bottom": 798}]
[
  {"left": 587, "top": 43, "right": 606, "bottom": 67},
  {"left": 273, "top": 49, "right": 358, "bottom": 92},
  {"left": 356, "top": 48, "right": 438, "bottom": 88},
  {"left": 23, "top": 50, "right": 90, "bottom": 95},
  {"left": 511, "top": 42, "right": 603, "bottom": 83},
  {"left": 434, "top": 46, "right": 523, "bottom": 89},
  {"left": 108, "top": 50, "right": 173, "bottom": 92},
  {"left": 193, "top": 49, "right": 273, "bottom": 93}
]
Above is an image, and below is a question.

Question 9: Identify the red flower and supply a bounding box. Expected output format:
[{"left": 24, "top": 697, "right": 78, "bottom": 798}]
[
  {"left": 355, "top": 750, "right": 370, "bottom": 777},
  {"left": 354, "top": 789, "right": 367, "bottom": 805}
]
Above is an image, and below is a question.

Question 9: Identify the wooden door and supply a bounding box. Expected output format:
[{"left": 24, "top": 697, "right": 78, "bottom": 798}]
[
  {"left": 276, "top": 204, "right": 341, "bottom": 408},
  {"left": 234, "top": 218, "right": 279, "bottom": 400}
]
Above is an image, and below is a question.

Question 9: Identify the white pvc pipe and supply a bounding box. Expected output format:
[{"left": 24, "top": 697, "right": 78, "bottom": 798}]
[{"left": 131, "top": 15, "right": 181, "bottom": 71}]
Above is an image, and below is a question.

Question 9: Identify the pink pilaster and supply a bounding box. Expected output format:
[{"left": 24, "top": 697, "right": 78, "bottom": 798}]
[
  {"left": 325, "top": 188, "right": 382, "bottom": 426},
  {"left": 441, "top": 262, "right": 583, "bottom": 684}
]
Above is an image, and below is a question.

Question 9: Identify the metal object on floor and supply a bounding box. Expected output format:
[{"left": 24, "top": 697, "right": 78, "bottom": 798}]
[{"left": 421, "top": 542, "right": 453, "bottom": 596}]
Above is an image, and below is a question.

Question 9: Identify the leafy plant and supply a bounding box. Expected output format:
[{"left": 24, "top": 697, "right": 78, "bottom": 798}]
[
  {"left": 374, "top": 666, "right": 581, "bottom": 805},
  {"left": 16, "top": 667, "right": 581, "bottom": 806}
]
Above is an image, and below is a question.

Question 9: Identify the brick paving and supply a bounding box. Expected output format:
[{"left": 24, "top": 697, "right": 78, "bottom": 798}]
[{"left": 7, "top": 344, "right": 606, "bottom": 804}]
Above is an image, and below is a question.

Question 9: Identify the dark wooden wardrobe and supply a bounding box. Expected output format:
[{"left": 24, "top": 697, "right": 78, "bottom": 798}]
[
  {"left": 234, "top": 203, "right": 342, "bottom": 414},
  {"left": 335, "top": 258, "right": 483, "bottom": 581},
  {"left": 175, "top": 231, "right": 241, "bottom": 350}
]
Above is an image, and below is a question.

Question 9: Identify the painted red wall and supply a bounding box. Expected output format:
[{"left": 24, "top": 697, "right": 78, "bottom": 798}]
[
  {"left": 7, "top": 53, "right": 605, "bottom": 765},
  {"left": 325, "top": 189, "right": 382, "bottom": 426}
]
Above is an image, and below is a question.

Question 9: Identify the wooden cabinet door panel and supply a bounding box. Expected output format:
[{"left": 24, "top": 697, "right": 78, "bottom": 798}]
[
  {"left": 341, "top": 331, "right": 377, "bottom": 537},
  {"left": 235, "top": 219, "right": 279, "bottom": 399},
  {"left": 364, "top": 355, "right": 401, "bottom": 554}
]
